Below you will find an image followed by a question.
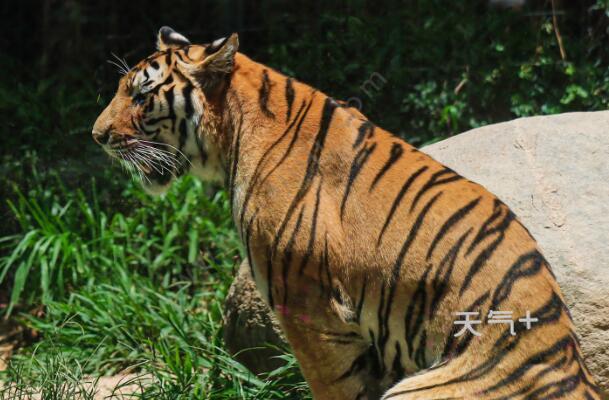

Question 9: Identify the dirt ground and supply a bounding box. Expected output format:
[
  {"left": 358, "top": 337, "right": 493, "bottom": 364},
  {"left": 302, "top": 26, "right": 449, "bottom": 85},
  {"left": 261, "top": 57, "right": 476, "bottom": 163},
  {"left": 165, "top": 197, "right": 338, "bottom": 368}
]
[{"left": 1, "top": 320, "right": 152, "bottom": 399}]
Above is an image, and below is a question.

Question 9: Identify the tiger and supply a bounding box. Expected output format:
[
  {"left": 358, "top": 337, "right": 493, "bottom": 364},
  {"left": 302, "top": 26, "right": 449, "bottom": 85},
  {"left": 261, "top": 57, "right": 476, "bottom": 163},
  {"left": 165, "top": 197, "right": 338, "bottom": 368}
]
[{"left": 92, "top": 26, "right": 601, "bottom": 399}]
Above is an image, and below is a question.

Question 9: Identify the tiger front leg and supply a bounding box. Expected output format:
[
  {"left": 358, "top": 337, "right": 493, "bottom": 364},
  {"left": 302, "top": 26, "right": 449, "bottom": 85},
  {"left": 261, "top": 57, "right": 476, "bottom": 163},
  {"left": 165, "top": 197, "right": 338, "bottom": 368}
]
[
  {"left": 265, "top": 272, "right": 382, "bottom": 400},
  {"left": 277, "top": 310, "right": 384, "bottom": 400}
]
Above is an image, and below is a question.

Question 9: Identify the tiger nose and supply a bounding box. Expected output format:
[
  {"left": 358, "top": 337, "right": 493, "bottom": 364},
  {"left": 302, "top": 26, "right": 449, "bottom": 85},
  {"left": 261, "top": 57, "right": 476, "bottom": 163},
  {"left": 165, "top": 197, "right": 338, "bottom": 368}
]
[{"left": 92, "top": 129, "right": 110, "bottom": 145}]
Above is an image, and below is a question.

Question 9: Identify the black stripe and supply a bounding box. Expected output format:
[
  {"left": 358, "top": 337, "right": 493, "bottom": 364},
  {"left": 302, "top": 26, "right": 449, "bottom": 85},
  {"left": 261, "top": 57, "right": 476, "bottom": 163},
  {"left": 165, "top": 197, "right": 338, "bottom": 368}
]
[
  {"left": 266, "top": 246, "right": 275, "bottom": 310},
  {"left": 442, "top": 291, "right": 490, "bottom": 359},
  {"left": 299, "top": 179, "right": 322, "bottom": 276},
  {"left": 459, "top": 204, "right": 515, "bottom": 296},
  {"left": 377, "top": 166, "right": 429, "bottom": 246},
  {"left": 336, "top": 336, "right": 382, "bottom": 385},
  {"left": 376, "top": 284, "right": 387, "bottom": 371},
  {"left": 144, "top": 97, "right": 155, "bottom": 113},
  {"left": 182, "top": 84, "right": 194, "bottom": 118},
  {"left": 355, "top": 278, "right": 367, "bottom": 324},
  {"left": 404, "top": 266, "right": 431, "bottom": 361},
  {"left": 174, "top": 51, "right": 186, "bottom": 63},
  {"left": 426, "top": 197, "right": 480, "bottom": 260},
  {"left": 141, "top": 86, "right": 177, "bottom": 127},
  {"left": 484, "top": 336, "right": 572, "bottom": 395},
  {"left": 258, "top": 99, "right": 315, "bottom": 185},
  {"left": 490, "top": 291, "right": 564, "bottom": 358},
  {"left": 414, "top": 329, "right": 427, "bottom": 369},
  {"left": 524, "top": 375, "right": 582, "bottom": 399},
  {"left": 238, "top": 99, "right": 310, "bottom": 232},
  {"left": 271, "top": 98, "right": 337, "bottom": 258},
  {"left": 269, "top": 98, "right": 337, "bottom": 306},
  {"left": 431, "top": 292, "right": 568, "bottom": 398},
  {"left": 285, "top": 77, "right": 295, "bottom": 122},
  {"left": 340, "top": 142, "right": 377, "bottom": 220},
  {"left": 281, "top": 206, "right": 305, "bottom": 306},
  {"left": 410, "top": 168, "right": 463, "bottom": 213},
  {"left": 178, "top": 118, "right": 187, "bottom": 151},
  {"left": 466, "top": 199, "right": 514, "bottom": 256},
  {"left": 335, "top": 346, "right": 370, "bottom": 381},
  {"left": 392, "top": 341, "right": 405, "bottom": 380},
  {"left": 145, "top": 74, "right": 174, "bottom": 97},
  {"left": 244, "top": 210, "right": 258, "bottom": 279},
  {"left": 490, "top": 250, "right": 546, "bottom": 310},
  {"left": 165, "top": 85, "right": 175, "bottom": 113},
  {"left": 370, "top": 142, "right": 404, "bottom": 191},
  {"left": 228, "top": 99, "right": 244, "bottom": 211},
  {"left": 379, "top": 192, "right": 442, "bottom": 361},
  {"left": 259, "top": 69, "right": 276, "bottom": 119},
  {"left": 353, "top": 120, "right": 374, "bottom": 148},
  {"left": 369, "top": 328, "right": 384, "bottom": 378},
  {"left": 142, "top": 115, "right": 171, "bottom": 126},
  {"left": 316, "top": 233, "right": 334, "bottom": 297},
  {"left": 172, "top": 66, "right": 191, "bottom": 84},
  {"left": 429, "top": 229, "right": 472, "bottom": 320}
]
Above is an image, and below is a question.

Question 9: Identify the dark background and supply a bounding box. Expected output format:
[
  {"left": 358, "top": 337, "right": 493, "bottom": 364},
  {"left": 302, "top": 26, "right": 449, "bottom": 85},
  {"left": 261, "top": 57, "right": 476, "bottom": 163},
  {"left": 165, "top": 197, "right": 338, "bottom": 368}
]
[
  {"left": 2, "top": 0, "right": 609, "bottom": 157},
  {"left": 2, "top": 0, "right": 609, "bottom": 280}
]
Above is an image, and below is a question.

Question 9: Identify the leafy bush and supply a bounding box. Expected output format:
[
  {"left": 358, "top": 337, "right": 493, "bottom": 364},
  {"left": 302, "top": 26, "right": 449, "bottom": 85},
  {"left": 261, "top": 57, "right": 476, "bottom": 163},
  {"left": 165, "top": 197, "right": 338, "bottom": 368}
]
[
  {"left": 0, "top": 159, "right": 310, "bottom": 398},
  {"left": 0, "top": 168, "right": 239, "bottom": 315}
]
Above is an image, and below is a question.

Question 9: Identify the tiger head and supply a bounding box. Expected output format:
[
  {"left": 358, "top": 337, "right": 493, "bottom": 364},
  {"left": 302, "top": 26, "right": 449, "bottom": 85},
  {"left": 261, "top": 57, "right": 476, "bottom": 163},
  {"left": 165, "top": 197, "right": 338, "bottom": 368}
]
[{"left": 92, "top": 27, "right": 239, "bottom": 194}]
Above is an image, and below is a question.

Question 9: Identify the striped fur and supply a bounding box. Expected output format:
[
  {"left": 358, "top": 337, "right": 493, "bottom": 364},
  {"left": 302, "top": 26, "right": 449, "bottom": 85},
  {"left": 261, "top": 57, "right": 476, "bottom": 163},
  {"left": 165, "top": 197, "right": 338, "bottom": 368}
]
[{"left": 92, "top": 28, "right": 601, "bottom": 400}]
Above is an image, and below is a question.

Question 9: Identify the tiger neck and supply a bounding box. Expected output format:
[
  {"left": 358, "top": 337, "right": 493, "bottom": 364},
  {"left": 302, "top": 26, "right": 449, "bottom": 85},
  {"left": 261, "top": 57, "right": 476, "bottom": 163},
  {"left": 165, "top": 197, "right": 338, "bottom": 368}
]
[{"left": 212, "top": 53, "right": 362, "bottom": 232}]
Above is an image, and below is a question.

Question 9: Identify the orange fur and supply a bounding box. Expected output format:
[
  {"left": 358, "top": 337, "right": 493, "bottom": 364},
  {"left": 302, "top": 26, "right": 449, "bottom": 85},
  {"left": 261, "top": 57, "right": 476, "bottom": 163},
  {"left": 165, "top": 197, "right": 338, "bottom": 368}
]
[{"left": 93, "top": 28, "right": 601, "bottom": 399}]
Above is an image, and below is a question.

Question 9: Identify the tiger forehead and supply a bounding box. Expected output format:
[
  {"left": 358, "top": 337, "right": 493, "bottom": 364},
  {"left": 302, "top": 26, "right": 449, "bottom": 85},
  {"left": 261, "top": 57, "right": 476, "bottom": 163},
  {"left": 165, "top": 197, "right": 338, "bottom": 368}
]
[
  {"left": 125, "top": 45, "right": 207, "bottom": 92},
  {"left": 139, "top": 45, "right": 207, "bottom": 69}
]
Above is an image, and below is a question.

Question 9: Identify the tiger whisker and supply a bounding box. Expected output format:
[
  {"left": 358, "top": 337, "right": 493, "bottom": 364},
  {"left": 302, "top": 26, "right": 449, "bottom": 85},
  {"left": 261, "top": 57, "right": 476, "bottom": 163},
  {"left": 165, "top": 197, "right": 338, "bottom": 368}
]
[
  {"left": 141, "top": 153, "right": 179, "bottom": 173},
  {"left": 106, "top": 59, "right": 129, "bottom": 76},
  {"left": 134, "top": 145, "right": 178, "bottom": 165},
  {"left": 123, "top": 144, "right": 181, "bottom": 179},
  {"left": 111, "top": 52, "right": 131, "bottom": 74},
  {"left": 132, "top": 146, "right": 180, "bottom": 173},
  {"left": 131, "top": 151, "right": 161, "bottom": 175},
  {"left": 116, "top": 147, "right": 176, "bottom": 177},
  {"left": 131, "top": 149, "right": 174, "bottom": 177},
  {"left": 128, "top": 153, "right": 151, "bottom": 184},
  {"left": 137, "top": 139, "right": 192, "bottom": 166},
  {"left": 121, "top": 152, "right": 140, "bottom": 182}
]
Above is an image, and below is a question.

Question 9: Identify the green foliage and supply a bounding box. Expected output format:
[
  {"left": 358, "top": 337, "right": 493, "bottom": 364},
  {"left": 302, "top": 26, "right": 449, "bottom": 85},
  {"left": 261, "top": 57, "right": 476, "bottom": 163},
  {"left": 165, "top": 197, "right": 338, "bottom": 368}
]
[
  {"left": 1, "top": 349, "right": 100, "bottom": 400},
  {"left": 262, "top": 1, "right": 609, "bottom": 145},
  {"left": 0, "top": 166, "right": 239, "bottom": 316},
  {"left": 0, "top": 159, "right": 310, "bottom": 398},
  {"left": 0, "top": 57, "right": 99, "bottom": 158}
]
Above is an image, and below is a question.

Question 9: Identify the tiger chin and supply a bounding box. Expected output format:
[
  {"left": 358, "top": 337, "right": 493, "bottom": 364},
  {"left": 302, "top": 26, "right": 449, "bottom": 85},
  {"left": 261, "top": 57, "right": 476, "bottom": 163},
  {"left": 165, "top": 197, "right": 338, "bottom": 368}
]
[{"left": 92, "top": 27, "right": 602, "bottom": 400}]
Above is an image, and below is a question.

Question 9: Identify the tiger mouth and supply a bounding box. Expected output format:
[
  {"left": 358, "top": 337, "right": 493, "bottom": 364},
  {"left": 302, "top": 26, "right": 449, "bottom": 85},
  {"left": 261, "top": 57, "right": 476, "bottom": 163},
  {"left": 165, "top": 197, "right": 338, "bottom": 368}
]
[{"left": 105, "top": 138, "right": 183, "bottom": 183}]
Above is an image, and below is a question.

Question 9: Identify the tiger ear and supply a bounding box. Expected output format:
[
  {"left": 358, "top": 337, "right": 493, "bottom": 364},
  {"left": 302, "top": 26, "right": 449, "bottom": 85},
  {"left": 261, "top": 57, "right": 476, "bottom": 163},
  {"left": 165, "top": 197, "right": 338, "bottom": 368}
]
[
  {"left": 182, "top": 33, "right": 239, "bottom": 94},
  {"left": 157, "top": 26, "right": 190, "bottom": 51},
  {"left": 201, "top": 33, "right": 239, "bottom": 74}
]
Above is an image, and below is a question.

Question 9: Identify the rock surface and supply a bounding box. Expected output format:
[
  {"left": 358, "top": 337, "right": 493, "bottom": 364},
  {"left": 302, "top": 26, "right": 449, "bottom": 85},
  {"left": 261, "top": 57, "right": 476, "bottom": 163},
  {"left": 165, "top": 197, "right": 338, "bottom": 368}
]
[
  {"left": 223, "top": 111, "right": 609, "bottom": 394},
  {"left": 424, "top": 111, "right": 609, "bottom": 394},
  {"left": 223, "top": 260, "right": 287, "bottom": 375}
]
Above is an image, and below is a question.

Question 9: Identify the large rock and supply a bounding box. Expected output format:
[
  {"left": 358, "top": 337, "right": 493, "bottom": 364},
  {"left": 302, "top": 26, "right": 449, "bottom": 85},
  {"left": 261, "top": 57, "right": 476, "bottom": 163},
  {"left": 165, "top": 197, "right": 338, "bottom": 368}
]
[
  {"left": 223, "top": 260, "right": 287, "bottom": 375},
  {"left": 223, "top": 111, "right": 609, "bottom": 394},
  {"left": 424, "top": 111, "right": 609, "bottom": 393}
]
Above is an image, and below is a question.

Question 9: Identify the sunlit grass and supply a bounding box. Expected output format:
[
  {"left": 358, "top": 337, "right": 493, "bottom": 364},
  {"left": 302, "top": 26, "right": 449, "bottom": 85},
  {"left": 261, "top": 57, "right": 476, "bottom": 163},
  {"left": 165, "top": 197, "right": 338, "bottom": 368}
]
[{"left": 0, "top": 158, "right": 310, "bottom": 399}]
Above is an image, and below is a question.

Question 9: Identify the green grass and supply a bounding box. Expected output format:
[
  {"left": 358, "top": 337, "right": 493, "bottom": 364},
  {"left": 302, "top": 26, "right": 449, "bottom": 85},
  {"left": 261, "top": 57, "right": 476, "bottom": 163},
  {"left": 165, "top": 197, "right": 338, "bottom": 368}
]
[{"left": 0, "top": 156, "right": 310, "bottom": 399}]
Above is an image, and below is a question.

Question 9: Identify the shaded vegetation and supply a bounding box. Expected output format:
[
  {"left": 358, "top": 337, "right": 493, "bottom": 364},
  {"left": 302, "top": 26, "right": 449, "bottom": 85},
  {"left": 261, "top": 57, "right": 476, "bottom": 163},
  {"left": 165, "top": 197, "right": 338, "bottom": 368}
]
[{"left": 1, "top": 0, "right": 609, "bottom": 397}]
